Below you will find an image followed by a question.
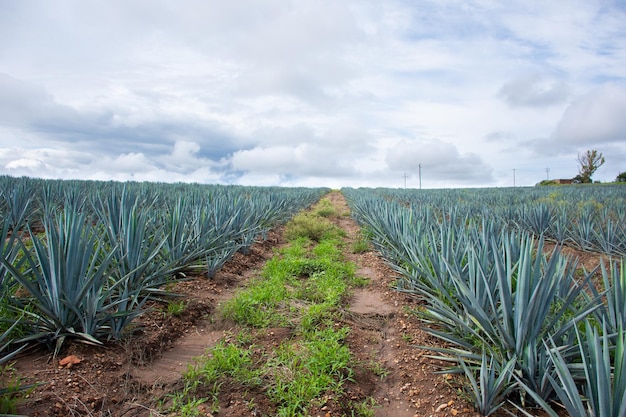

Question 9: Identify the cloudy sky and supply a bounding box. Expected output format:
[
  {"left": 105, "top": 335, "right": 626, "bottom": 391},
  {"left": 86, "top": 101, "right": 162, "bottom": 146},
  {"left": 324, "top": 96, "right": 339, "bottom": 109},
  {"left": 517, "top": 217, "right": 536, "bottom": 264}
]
[{"left": 1, "top": 0, "right": 625, "bottom": 188}]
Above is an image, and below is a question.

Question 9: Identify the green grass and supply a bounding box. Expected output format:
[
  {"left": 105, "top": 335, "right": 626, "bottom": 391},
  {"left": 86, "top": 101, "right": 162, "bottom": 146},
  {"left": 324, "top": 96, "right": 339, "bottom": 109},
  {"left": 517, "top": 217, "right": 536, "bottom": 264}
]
[
  {"left": 351, "top": 230, "right": 372, "bottom": 254},
  {"left": 349, "top": 397, "right": 379, "bottom": 417},
  {"left": 222, "top": 234, "right": 355, "bottom": 329},
  {"left": 267, "top": 327, "right": 352, "bottom": 416},
  {"left": 366, "top": 359, "right": 390, "bottom": 380},
  {"left": 284, "top": 212, "right": 345, "bottom": 242},
  {"left": 190, "top": 341, "right": 261, "bottom": 386},
  {"left": 221, "top": 273, "right": 291, "bottom": 328},
  {"left": 166, "top": 299, "right": 186, "bottom": 316},
  {"left": 314, "top": 198, "right": 337, "bottom": 218},
  {"left": 0, "top": 363, "right": 32, "bottom": 415}
]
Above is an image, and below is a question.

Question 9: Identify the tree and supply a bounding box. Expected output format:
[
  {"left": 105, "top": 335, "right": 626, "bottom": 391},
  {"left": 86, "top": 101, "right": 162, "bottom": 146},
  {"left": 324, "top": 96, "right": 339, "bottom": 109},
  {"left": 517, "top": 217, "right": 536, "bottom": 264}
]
[
  {"left": 617, "top": 171, "right": 626, "bottom": 182},
  {"left": 576, "top": 149, "right": 605, "bottom": 183}
]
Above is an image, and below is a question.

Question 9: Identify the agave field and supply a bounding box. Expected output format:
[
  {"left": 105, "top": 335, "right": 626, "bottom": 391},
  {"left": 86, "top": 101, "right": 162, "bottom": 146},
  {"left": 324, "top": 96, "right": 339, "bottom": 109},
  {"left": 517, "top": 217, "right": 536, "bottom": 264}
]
[
  {"left": 1, "top": 176, "right": 625, "bottom": 416},
  {"left": 343, "top": 184, "right": 626, "bottom": 416},
  {"left": 0, "top": 175, "right": 328, "bottom": 363}
]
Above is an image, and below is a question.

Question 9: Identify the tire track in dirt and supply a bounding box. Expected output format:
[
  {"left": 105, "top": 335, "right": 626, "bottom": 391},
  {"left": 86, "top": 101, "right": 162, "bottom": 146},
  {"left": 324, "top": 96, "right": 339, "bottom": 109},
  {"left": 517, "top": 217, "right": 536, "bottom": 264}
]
[{"left": 130, "top": 266, "right": 266, "bottom": 387}]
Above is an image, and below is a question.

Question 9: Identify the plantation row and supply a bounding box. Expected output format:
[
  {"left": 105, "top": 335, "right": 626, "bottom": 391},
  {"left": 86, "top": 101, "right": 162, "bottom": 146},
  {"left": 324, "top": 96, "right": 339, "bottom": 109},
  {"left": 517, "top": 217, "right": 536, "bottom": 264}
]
[
  {"left": 0, "top": 176, "right": 328, "bottom": 360},
  {"left": 343, "top": 186, "right": 626, "bottom": 416},
  {"left": 348, "top": 185, "right": 626, "bottom": 256}
]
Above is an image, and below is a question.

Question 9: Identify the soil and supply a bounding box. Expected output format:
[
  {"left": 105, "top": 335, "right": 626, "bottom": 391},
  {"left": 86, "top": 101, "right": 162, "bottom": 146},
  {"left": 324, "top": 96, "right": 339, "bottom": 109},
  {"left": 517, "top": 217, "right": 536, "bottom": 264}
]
[{"left": 7, "top": 191, "right": 605, "bottom": 417}]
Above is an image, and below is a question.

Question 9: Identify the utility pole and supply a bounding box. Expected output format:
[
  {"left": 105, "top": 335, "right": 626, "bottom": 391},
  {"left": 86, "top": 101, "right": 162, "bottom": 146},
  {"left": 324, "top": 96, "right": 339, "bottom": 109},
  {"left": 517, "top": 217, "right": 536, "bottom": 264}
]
[
  {"left": 513, "top": 168, "right": 516, "bottom": 187},
  {"left": 546, "top": 167, "right": 550, "bottom": 180},
  {"left": 418, "top": 164, "right": 422, "bottom": 190},
  {"left": 403, "top": 172, "right": 408, "bottom": 189}
]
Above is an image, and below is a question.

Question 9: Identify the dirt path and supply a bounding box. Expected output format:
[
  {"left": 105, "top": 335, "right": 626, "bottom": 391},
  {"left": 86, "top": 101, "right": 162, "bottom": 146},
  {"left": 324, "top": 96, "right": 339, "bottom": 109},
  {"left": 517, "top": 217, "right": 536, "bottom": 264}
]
[{"left": 13, "top": 191, "right": 481, "bottom": 417}]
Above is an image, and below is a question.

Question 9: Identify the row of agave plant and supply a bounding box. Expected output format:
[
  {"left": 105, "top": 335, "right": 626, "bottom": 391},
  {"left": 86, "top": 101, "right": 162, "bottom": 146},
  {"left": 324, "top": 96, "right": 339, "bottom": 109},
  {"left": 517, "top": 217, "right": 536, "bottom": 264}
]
[
  {"left": 343, "top": 187, "right": 626, "bottom": 417},
  {"left": 359, "top": 184, "right": 626, "bottom": 256},
  {"left": 0, "top": 176, "right": 328, "bottom": 358}
]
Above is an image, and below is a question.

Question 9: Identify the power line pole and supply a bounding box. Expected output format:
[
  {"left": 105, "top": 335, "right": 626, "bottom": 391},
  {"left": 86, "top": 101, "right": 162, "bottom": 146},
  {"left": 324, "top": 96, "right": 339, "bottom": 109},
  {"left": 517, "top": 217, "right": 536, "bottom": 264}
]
[
  {"left": 513, "top": 168, "right": 516, "bottom": 187},
  {"left": 418, "top": 164, "right": 422, "bottom": 189},
  {"left": 545, "top": 167, "right": 550, "bottom": 180},
  {"left": 403, "top": 172, "right": 408, "bottom": 189}
]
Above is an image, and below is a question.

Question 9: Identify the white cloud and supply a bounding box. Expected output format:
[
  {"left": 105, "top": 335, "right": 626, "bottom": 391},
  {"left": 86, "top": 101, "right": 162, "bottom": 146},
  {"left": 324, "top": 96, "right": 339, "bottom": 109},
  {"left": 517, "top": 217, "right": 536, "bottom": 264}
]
[
  {"left": 498, "top": 74, "right": 570, "bottom": 107},
  {"left": 167, "top": 141, "right": 201, "bottom": 166},
  {"left": 231, "top": 144, "right": 354, "bottom": 178},
  {"left": 5, "top": 158, "right": 47, "bottom": 171},
  {"left": 105, "top": 152, "right": 154, "bottom": 174},
  {"left": 552, "top": 84, "right": 626, "bottom": 146},
  {"left": 384, "top": 139, "right": 493, "bottom": 185}
]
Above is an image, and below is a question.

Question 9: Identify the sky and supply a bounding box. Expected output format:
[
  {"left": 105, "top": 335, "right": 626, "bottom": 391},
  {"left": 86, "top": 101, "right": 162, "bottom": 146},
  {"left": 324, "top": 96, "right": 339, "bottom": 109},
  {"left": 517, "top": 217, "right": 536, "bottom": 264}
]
[{"left": 1, "top": 0, "right": 625, "bottom": 189}]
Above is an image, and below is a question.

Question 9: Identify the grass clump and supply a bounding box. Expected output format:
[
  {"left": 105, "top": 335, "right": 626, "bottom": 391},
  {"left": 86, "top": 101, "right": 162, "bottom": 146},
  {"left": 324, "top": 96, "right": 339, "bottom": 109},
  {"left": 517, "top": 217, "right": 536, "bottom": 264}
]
[
  {"left": 284, "top": 212, "right": 344, "bottom": 242},
  {"left": 313, "top": 198, "right": 337, "bottom": 218},
  {"left": 351, "top": 234, "right": 371, "bottom": 254},
  {"left": 267, "top": 326, "right": 352, "bottom": 416},
  {"left": 221, "top": 273, "right": 291, "bottom": 328},
  {"left": 168, "top": 341, "right": 261, "bottom": 416},
  {"left": 191, "top": 341, "right": 261, "bottom": 386},
  {"left": 166, "top": 299, "right": 186, "bottom": 316},
  {"left": 299, "top": 303, "right": 335, "bottom": 333}
]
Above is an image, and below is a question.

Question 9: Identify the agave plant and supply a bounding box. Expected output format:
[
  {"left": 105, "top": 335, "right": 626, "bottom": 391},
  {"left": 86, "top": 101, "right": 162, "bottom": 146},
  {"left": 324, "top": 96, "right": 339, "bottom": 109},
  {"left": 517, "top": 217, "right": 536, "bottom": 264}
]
[
  {"left": 366, "top": 213, "right": 600, "bottom": 411},
  {"left": 160, "top": 197, "right": 205, "bottom": 273},
  {"left": 0, "top": 206, "right": 117, "bottom": 351},
  {"left": 0, "top": 214, "right": 30, "bottom": 361},
  {"left": 199, "top": 202, "right": 250, "bottom": 278},
  {"left": 547, "top": 207, "right": 570, "bottom": 245},
  {"left": 593, "top": 213, "right": 626, "bottom": 256},
  {"left": 570, "top": 207, "right": 596, "bottom": 252},
  {"left": 93, "top": 187, "right": 173, "bottom": 338},
  {"left": 1, "top": 183, "right": 37, "bottom": 231},
  {"left": 448, "top": 236, "right": 595, "bottom": 403},
  {"left": 525, "top": 320, "right": 626, "bottom": 417},
  {"left": 458, "top": 351, "right": 518, "bottom": 416},
  {"left": 95, "top": 187, "right": 171, "bottom": 286},
  {"left": 518, "top": 203, "right": 554, "bottom": 237},
  {"left": 0, "top": 317, "right": 28, "bottom": 366},
  {"left": 587, "top": 259, "right": 626, "bottom": 336},
  {"left": 0, "top": 216, "right": 23, "bottom": 297}
]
